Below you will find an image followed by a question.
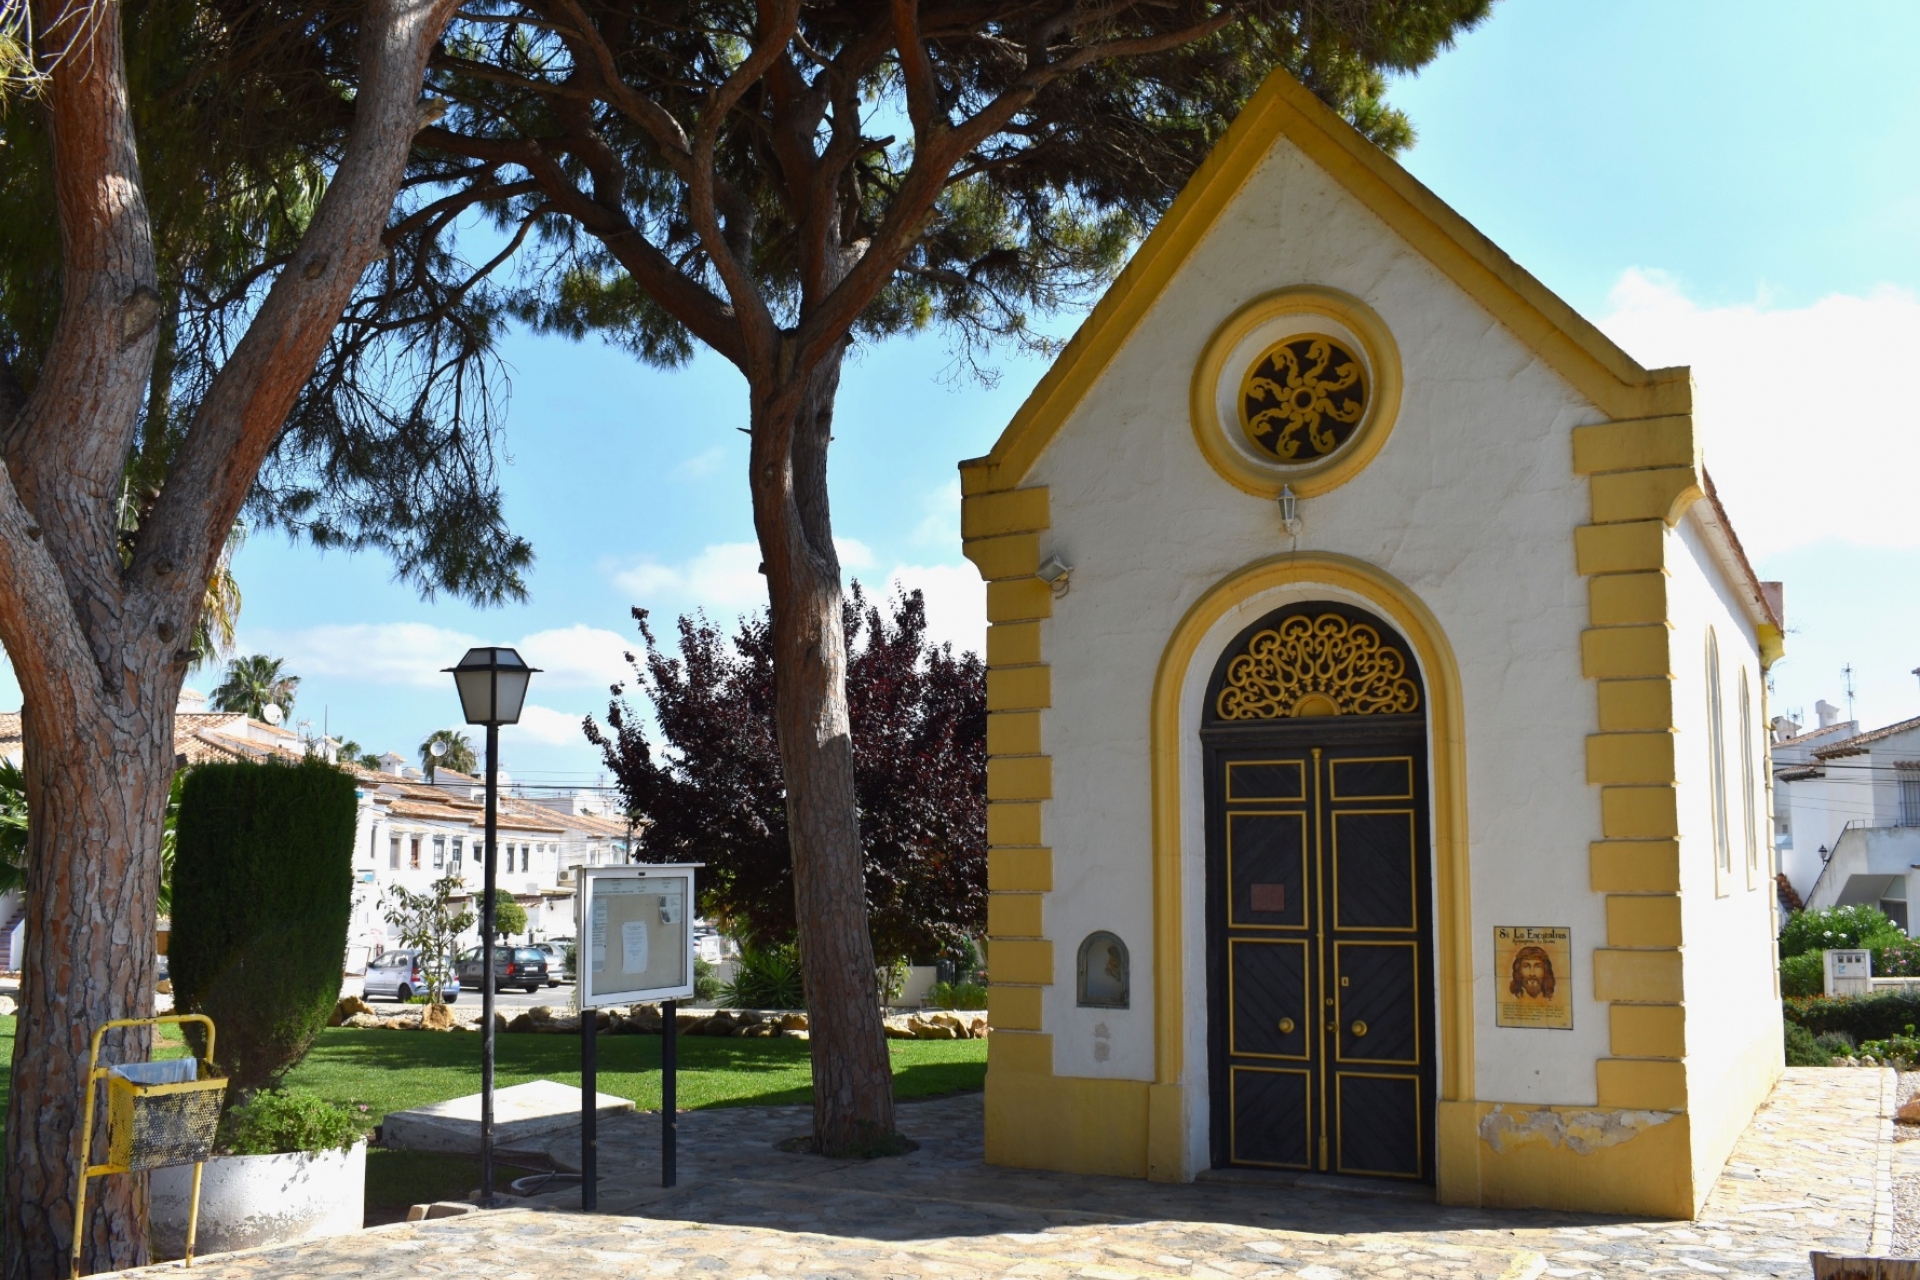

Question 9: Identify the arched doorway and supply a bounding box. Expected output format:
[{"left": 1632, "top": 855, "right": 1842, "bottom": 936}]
[{"left": 1202, "top": 600, "right": 1435, "bottom": 1181}]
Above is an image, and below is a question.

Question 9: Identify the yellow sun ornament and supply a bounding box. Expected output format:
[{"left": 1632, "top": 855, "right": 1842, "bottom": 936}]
[{"left": 1237, "top": 333, "right": 1368, "bottom": 463}]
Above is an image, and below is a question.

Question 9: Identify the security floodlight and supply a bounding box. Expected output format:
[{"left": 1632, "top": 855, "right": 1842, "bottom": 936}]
[
  {"left": 1036, "top": 554, "right": 1072, "bottom": 597},
  {"left": 445, "top": 647, "right": 539, "bottom": 727}
]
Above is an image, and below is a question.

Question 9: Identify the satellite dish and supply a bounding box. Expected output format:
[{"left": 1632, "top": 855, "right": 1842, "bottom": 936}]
[
  {"left": 262, "top": 704, "right": 284, "bottom": 725},
  {"left": 431, "top": 740, "right": 448, "bottom": 758}
]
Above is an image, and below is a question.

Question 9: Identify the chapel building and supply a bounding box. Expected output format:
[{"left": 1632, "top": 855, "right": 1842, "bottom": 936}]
[{"left": 962, "top": 70, "right": 1784, "bottom": 1217}]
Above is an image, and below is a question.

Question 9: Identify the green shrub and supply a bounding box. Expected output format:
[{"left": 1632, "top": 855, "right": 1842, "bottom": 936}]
[
  {"left": 1783, "top": 1021, "right": 1827, "bottom": 1066},
  {"left": 1878, "top": 939, "right": 1920, "bottom": 976},
  {"left": 171, "top": 758, "right": 357, "bottom": 1096},
  {"left": 721, "top": 943, "right": 804, "bottom": 1009},
  {"left": 1859, "top": 1025, "right": 1920, "bottom": 1066},
  {"left": 492, "top": 898, "right": 529, "bottom": 938},
  {"left": 220, "top": 1088, "right": 370, "bottom": 1155},
  {"left": 1778, "top": 905, "right": 1906, "bottom": 960},
  {"left": 929, "top": 981, "right": 987, "bottom": 1010},
  {"left": 693, "top": 957, "right": 722, "bottom": 1003},
  {"left": 1780, "top": 951, "right": 1824, "bottom": 997},
  {"left": 1786, "top": 989, "right": 1920, "bottom": 1042}
]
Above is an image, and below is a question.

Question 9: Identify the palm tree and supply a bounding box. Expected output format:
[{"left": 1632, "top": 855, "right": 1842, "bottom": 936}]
[
  {"left": 419, "top": 730, "right": 477, "bottom": 780},
  {"left": 210, "top": 654, "right": 299, "bottom": 721}
]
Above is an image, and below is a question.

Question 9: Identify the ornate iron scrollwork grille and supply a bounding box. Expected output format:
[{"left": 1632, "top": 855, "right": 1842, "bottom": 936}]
[
  {"left": 1238, "top": 334, "right": 1368, "bottom": 463},
  {"left": 1216, "top": 614, "right": 1420, "bottom": 720}
]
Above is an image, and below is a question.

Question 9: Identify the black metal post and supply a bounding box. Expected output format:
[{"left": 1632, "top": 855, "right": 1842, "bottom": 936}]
[
  {"left": 480, "top": 719, "right": 499, "bottom": 1206},
  {"left": 581, "top": 1000, "right": 597, "bottom": 1211},
  {"left": 662, "top": 998, "right": 677, "bottom": 1188}
]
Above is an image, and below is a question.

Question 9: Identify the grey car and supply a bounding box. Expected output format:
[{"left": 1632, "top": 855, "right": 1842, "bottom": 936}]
[{"left": 363, "top": 949, "right": 461, "bottom": 1003}]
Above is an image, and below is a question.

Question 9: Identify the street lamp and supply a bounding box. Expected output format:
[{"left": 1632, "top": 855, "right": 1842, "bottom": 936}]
[{"left": 443, "top": 646, "right": 539, "bottom": 1206}]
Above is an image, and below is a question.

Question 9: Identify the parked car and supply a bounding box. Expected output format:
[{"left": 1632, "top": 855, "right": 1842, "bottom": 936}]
[
  {"left": 363, "top": 949, "right": 461, "bottom": 1003},
  {"left": 456, "top": 945, "right": 548, "bottom": 994},
  {"left": 527, "top": 940, "right": 567, "bottom": 986}
]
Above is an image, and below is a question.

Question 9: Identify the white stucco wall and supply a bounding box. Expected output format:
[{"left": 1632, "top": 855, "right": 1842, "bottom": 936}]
[
  {"left": 1665, "top": 512, "right": 1780, "bottom": 1176},
  {"left": 1021, "top": 135, "right": 1618, "bottom": 1164}
]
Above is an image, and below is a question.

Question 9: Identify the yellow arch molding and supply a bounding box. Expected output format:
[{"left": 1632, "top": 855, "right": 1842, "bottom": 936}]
[{"left": 1147, "top": 552, "right": 1473, "bottom": 1190}]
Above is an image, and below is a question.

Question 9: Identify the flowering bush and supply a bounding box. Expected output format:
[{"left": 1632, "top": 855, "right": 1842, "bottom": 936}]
[{"left": 1778, "top": 905, "right": 1907, "bottom": 961}]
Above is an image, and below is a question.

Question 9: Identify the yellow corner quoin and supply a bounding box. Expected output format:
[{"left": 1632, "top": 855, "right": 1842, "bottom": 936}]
[
  {"left": 1595, "top": 679, "right": 1676, "bottom": 732},
  {"left": 987, "top": 710, "right": 1043, "bottom": 757},
  {"left": 1600, "top": 786, "right": 1680, "bottom": 839},
  {"left": 985, "top": 665, "right": 1051, "bottom": 712},
  {"left": 986, "top": 578, "right": 1053, "bottom": 623},
  {"left": 988, "top": 983, "right": 1044, "bottom": 1032},
  {"left": 986, "top": 845, "right": 1052, "bottom": 892},
  {"left": 990, "top": 938, "right": 1055, "bottom": 986},
  {"left": 1590, "top": 840, "right": 1682, "bottom": 893},
  {"left": 988, "top": 892, "right": 1044, "bottom": 940},
  {"left": 1588, "top": 573, "right": 1669, "bottom": 627},
  {"left": 986, "top": 755, "right": 1053, "bottom": 801},
  {"left": 963, "top": 532, "right": 1041, "bottom": 582},
  {"left": 1610, "top": 1002, "right": 1686, "bottom": 1059},
  {"left": 1604, "top": 894, "right": 1683, "bottom": 949},
  {"left": 987, "top": 622, "right": 1043, "bottom": 667},
  {"left": 1579, "top": 626, "right": 1673, "bottom": 681},
  {"left": 961, "top": 486, "right": 1051, "bottom": 539},
  {"left": 1570, "top": 416, "right": 1697, "bottom": 476},
  {"left": 1592, "top": 948, "right": 1685, "bottom": 1004},
  {"left": 1585, "top": 732, "right": 1676, "bottom": 786},
  {"left": 986, "top": 803, "right": 1044, "bottom": 849},
  {"left": 1589, "top": 467, "right": 1704, "bottom": 527},
  {"left": 1573, "top": 521, "right": 1668, "bottom": 576}
]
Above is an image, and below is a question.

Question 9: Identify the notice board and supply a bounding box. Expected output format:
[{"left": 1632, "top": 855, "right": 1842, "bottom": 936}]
[{"left": 578, "top": 865, "right": 699, "bottom": 1007}]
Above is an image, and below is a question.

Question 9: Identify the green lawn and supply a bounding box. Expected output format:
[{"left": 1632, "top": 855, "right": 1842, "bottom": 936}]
[{"left": 0, "top": 1016, "right": 984, "bottom": 1128}]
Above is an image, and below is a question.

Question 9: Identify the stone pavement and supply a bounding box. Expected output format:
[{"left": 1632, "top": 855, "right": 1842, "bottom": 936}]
[{"left": 104, "top": 1067, "right": 1890, "bottom": 1279}]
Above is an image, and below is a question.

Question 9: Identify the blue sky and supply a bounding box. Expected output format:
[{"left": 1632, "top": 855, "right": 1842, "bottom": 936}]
[{"left": 6, "top": 0, "right": 1918, "bottom": 779}]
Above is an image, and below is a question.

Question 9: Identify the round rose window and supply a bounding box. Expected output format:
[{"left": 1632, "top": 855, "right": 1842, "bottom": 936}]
[{"left": 1237, "top": 333, "right": 1369, "bottom": 464}]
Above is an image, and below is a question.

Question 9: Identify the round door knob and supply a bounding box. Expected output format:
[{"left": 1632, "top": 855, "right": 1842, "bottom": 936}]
[
  {"left": 1350, "top": 1020, "right": 1369, "bottom": 1037},
  {"left": 1277, "top": 1017, "right": 1295, "bottom": 1034}
]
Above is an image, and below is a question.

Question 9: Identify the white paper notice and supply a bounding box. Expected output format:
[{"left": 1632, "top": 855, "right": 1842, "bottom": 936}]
[
  {"left": 621, "top": 920, "right": 649, "bottom": 974},
  {"left": 590, "top": 898, "right": 608, "bottom": 973}
]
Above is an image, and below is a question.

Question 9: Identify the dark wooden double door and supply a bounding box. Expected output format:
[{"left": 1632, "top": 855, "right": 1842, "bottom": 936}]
[{"left": 1204, "top": 718, "right": 1435, "bottom": 1181}]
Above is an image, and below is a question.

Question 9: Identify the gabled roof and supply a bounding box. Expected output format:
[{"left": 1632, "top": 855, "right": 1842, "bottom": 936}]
[
  {"left": 1813, "top": 715, "right": 1920, "bottom": 761},
  {"left": 1772, "top": 721, "right": 1856, "bottom": 750},
  {"left": 958, "top": 68, "right": 1690, "bottom": 497}
]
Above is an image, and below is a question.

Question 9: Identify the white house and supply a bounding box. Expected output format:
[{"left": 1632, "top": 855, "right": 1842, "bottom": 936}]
[{"left": 1795, "top": 712, "right": 1920, "bottom": 928}]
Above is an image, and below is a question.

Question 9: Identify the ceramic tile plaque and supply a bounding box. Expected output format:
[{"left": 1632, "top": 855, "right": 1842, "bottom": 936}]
[{"left": 1494, "top": 925, "right": 1572, "bottom": 1030}]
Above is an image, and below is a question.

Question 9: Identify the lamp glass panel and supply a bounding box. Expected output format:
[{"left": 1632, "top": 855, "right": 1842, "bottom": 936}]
[
  {"left": 452, "top": 666, "right": 495, "bottom": 724},
  {"left": 493, "top": 668, "right": 532, "bottom": 724}
]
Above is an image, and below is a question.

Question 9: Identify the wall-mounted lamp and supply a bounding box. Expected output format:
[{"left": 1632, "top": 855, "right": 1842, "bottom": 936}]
[
  {"left": 1277, "top": 485, "right": 1303, "bottom": 538},
  {"left": 1036, "top": 554, "right": 1073, "bottom": 598}
]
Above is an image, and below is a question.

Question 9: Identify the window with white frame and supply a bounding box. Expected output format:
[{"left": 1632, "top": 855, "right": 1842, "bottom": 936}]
[
  {"left": 389, "top": 835, "right": 401, "bottom": 870},
  {"left": 451, "top": 837, "right": 463, "bottom": 868},
  {"left": 1901, "top": 768, "right": 1920, "bottom": 827},
  {"left": 1739, "top": 669, "right": 1758, "bottom": 887},
  {"left": 1707, "top": 629, "right": 1731, "bottom": 894},
  {"left": 433, "top": 836, "right": 446, "bottom": 869}
]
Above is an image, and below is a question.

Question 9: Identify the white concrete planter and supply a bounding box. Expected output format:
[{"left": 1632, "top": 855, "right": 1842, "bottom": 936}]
[{"left": 149, "top": 1140, "right": 365, "bottom": 1259}]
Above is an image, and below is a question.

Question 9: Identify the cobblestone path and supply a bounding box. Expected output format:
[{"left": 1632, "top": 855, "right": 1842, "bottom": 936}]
[{"left": 102, "top": 1067, "right": 1889, "bottom": 1279}]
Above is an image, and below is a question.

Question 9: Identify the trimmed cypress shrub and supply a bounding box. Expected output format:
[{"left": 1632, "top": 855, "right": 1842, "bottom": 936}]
[
  {"left": 170, "top": 757, "right": 356, "bottom": 1094},
  {"left": 1784, "top": 990, "right": 1920, "bottom": 1043}
]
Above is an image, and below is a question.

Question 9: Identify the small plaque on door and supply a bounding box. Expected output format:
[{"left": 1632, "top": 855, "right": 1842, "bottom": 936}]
[{"left": 1250, "top": 883, "right": 1287, "bottom": 913}]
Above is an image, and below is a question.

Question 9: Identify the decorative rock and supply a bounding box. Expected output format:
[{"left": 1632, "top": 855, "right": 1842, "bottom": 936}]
[
  {"left": 507, "top": 1012, "right": 533, "bottom": 1033},
  {"left": 778, "top": 1012, "right": 808, "bottom": 1032},
  {"left": 405, "top": 1201, "right": 479, "bottom": 1222},
  {"left": 782, "top": 1028, "right": 810, "bottom": 1040},
  {"left": 1896, "top": 1097, "right": 1920, "bottom": 1124},
  {"left": 332, "top": 995, "right": 373, "bottom": 1028},
  {"left": 908, "top": 1015, "right": 957, "bottom": 1040},
  {"left": 882, "top": 1016, "right": 916, "bottom": 1040},
  {"left": 421, "top": 1003, "right": 458, "bottom": 1032},
  {"left": 0, "top": 995, "right": 16, "bottom": 1017},
  {"left": 344, "top": 1012, "right": 386, "bottom": 1029}
]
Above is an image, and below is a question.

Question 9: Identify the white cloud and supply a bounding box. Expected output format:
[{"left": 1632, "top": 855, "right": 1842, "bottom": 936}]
[
  {"left": 911, "top": 480, "right": 962, "bottom": 550},
  {"left": 611, "top": 541, "right": 766, "bottom": 612},
  {"left": 835, "top": 537, "right": 876, "bottom": 570},
  {"left": 1596, "top": 271, "right": 1920, "bottom": 559},
  {"left": 675, "top": 446, "right": 727, "bottom": 478},
  {"left": 512, "top": 703, "right": 593, "bottom": 746},
  {"left": 240, "top": 621, "right": 633, "bottom": 692},
  {"left": 883, "top": 563, "right": 986, "bottom": 656}
]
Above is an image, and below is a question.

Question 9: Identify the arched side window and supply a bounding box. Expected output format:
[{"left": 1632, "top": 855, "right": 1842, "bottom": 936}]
[
  {"left": 1739, "top": 668, "right": 1758, "bottom": 889},
  {"left": 1707, "top": 628, "right": 1731, "bottom": 895},
  {"left": 1077, "top": 932, "right": 1130, "bottom": 1008}
]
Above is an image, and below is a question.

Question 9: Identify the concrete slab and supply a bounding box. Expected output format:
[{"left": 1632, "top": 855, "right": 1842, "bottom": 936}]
[{"left": 382, "top": 1079, "right": 635, "bottom": 1155}]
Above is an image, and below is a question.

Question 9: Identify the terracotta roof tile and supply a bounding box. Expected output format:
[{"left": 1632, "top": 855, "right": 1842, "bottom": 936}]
[{"left": 1813, "top": 715, "right": 1920, "bottom": 760}]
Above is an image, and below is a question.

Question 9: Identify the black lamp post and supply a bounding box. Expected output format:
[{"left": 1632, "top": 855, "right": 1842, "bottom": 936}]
[{"left": 444, "top": 645, "right": 538, "bottom": 1205}]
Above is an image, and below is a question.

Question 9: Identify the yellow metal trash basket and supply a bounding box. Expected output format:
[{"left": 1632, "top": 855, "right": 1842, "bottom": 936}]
[{"left": 73, "top": 1015, "right": 227, "bottom": 1275}]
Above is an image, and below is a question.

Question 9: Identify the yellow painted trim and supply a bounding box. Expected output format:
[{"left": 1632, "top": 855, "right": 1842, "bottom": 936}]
[
  {"left": 1585, "top": 732, "right": 1676, "bottom": 786},
  {"left": 1592, "top": 948, "right": 1685, "bottom": 1003},
  {"left": 988, "top": 984, "right": 1044, "bottom": 1032},
  {"left": 1595, "top": 1058, "right": 1688, "bottom": 1110},
  {"left": 1570, "top": 416, "right": 1697, "bottom": 476},
  {"left": 1590, "top": 840, "right": 1682, "bottom": 893},
  {"left": 1609, "top": 1003, "right": 1685, "bottom": 1059},
  {"left": 986, "top": 666, "right": 1052, "bottom": 711},
  {"left": 987, "top": 755, "right": 1053, "bottom": 801},
  {"left": 1574, "top": 522, "right": 1667, "bottom": 576},
  {"left": 1148, "top": 552, "right": 1473, "bottom": 1188},
  {"left": 988, "top": 1031, "right": 1054, "bottom": 1074},
  {"left": 1605, "top": 894, "right": 1683, "bottom": 948},
  {"left": 986, "top": 804, "right": 1044, "bottom": 848},
  {"left": 1758, "top": 623, "right": 1785, "bottom": 671},
  {"left": 1580, "top": 627, "right": 1672, "bottom": 680},
  {"left": 988, "top": 893, "right": 1044, "bottom": 939},
  {"left": 986, "top": 578, "right": 1054, "bottom": 623},
  {"left": 986, "top": 711, "right": 1043, "bottom": 757},
  {"left": 1595, "top": 679, "right": 1674, "bottom": 732},
  {"left": 1600, "top": 786, "right": 1680, "bottom": 839},
  {"left": 1446, "top": 1102, "right": 1694, "bottom": 1217},
  {"left": 957, "top": 69, "right": 1689, "bottom": 495},
  {"left": 963, "top": 532, "right": 1041, "bottom": 582},
  {"left": 1186, "top": 287, "right": 1403, "bottom": 498},
  {"left": 987, "top": 622, "right": 1043, "bottom": 667},
  {"left": 987, "top": 846, "right": 1051, "bottom": 892},
  {"left": 991, "top": 939, "right": 1055, "bottom": 986},
  {"left": 986, "top": 1071, "right": 1149, "bottom": 1177},
  {"left": 961, "top": 487, "right": 1050, "bottom": 539},
  {"left": 1588, "top": 573, "right": 1670, "bottom": 627},
  {"left": 1589, "top": 468, "right": 1704, "bottom": 528}
]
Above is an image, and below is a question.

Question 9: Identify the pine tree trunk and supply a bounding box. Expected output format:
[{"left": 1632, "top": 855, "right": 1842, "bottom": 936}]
[
  {"left": 4, "top": 706, "right": 170, "bottom": 1276},
  {"left": 751, "top": 346, "right": 898, "bottom": 1155}
]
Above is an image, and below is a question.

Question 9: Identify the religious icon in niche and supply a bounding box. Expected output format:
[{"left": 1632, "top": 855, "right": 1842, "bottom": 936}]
[
  {"left": 1077, "top": 932, "right": 1130, "bottom": 1009},
  {"left": 1238, "top": 333, "right": 1368, "bottom": 463},
  {"left": 1494, "top": 926, "right": 1572, "bottom": 1030}
]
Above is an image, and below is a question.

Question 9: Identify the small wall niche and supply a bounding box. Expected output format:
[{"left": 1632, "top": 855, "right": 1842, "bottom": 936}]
[{"left": 1077, "top": 931, "right": 1130, "bottom": 1009}]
